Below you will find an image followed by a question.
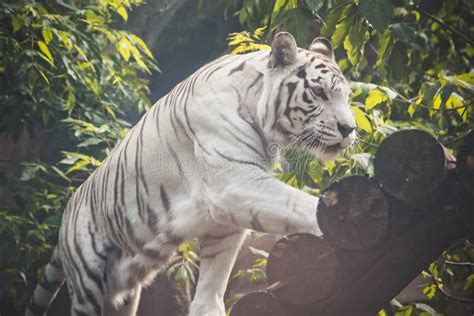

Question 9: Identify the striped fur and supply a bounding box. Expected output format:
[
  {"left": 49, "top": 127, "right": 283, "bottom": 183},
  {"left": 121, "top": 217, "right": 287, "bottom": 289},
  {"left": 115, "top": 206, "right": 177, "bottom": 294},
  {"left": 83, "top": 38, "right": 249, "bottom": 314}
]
[{"left": 26, "top": 33, "right": 355, "bottom": 316}]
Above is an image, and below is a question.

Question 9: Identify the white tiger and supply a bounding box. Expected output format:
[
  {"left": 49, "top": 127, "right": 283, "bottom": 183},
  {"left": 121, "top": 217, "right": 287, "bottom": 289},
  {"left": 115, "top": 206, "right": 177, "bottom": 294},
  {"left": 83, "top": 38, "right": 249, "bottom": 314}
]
[{"left": 25, "top": 32, "right": 356, "bottom": 316}]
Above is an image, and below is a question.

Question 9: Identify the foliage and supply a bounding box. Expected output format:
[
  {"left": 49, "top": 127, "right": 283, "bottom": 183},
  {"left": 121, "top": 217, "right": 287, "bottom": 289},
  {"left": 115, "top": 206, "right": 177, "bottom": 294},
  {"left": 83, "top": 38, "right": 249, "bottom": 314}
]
[
  {"left": 228, "top": 26, "right": 270, "bottom": 54},
  {"left": 226, "top": 0, "right": 473, "bottom": 313},
  {"left": 1, "top": 0, "right": 472, "bottom": 314},
  {"left": 0, "top": 0, "right": 156, "bottom": 311}
]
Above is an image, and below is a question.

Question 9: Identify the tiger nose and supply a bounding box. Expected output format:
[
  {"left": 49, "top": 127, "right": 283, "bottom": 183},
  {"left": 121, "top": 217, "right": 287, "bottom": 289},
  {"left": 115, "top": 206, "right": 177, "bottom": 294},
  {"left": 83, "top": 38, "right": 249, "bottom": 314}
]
[{"left": 337, "top": 123, "right": 355, "bottom": 138}]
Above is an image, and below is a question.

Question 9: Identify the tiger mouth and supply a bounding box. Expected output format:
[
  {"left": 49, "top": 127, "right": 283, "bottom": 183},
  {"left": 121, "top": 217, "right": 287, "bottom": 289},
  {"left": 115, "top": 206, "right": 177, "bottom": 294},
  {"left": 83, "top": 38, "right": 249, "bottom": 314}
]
[
  {"left": 293, "top": 129, "right": 343, "bottom": 153},
  {"left": 305, "top": 140, "right": 342, "bottom": 153},
  {"left": 276, "top": 123, "right": 345, "bottom": 154}
]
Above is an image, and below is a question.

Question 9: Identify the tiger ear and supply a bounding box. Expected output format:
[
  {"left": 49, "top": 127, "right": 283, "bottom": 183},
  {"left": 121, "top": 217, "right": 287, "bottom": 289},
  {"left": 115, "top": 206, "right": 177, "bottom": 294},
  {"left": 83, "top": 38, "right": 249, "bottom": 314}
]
[
  {"left": 267, "top": 32, "right": 297, "bottom": 69},
  {"left": 309, "top": 37, "right": 334, "bottom": 61}
]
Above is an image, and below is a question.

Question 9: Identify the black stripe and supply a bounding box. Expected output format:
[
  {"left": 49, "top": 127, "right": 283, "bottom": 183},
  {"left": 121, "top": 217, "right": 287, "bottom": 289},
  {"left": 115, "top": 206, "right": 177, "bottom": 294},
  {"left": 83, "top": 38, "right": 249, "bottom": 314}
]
[
  {"left": 61, "top": 214, "right": 87, "bottom": 305},
  {"left": 73, "top": 221, "right": 103, "bottom": 302},
  {"left": 228, "top": 61, "right": 246, "bottom": 75},
  {"left": 224, "top": 123, "right": 267, "bottom": 161},
  {"left": 302, "top": 91, "right": 312, "bottom": 104},
  {"left": 173, "top": 81, "right": 193, "bottom": 141},
  {"left": 89, "top": 173, "right": 98, "bottom": 225},
  {"left": 246, "top": 72, "right": 263, "bottom": 97},
  {"left": 169, "top": 105, "right": 181, "bottom": 138},
  {"left": 272, "top": 82, "right": 284, "bottom": 126},
  {"left": 160, "top": 185, "right": 170, "bottom": 215},
  {"left": 286, "top": 81, "right": 298, "bottom": 108},
  {"left": 167, "top": 141, "right": 186, "bottom": 179},
  {"left": 229, "top": 213, "right": 239, "bottom": 226},
  {"left": 88, "top": 224, "right": 107, "bottom": 261},
  {"left": 284, "top": 81, "right": 298, "bottom": 128},
  {"left": 297, "top": 68, "right": 306, "bottom": 78},
  {"left": 310, "top": 86, "right": 328, "bottom": 101},
  {"left": 155, "top": 102, "right": 163, "bottom": 139},
  {"left": 134, "top": 130, "right": 146, "bottom": 224},
  {"left": 214, "top": 149, "right": 266, "bottom": 171},
  {"left": 138, "top": 119, "right": 150, "bottom": 196},
  {"left": 125, "top": 218, "right": 145, "bottom": 250},
  {"left": 143, "top": 247, "right": 165, "bottom": 261},
  {"left": 237, "top": 107, "right": 270, "bottom": 161},
  {"left": 147, "top": 205, "right": 159, "bottom": 235},
  {"left": 183, "top": 101, "right": 211, "bottom": 155},
  {"left": 71, "top": 193, "right": 102, "bottom": 312}
]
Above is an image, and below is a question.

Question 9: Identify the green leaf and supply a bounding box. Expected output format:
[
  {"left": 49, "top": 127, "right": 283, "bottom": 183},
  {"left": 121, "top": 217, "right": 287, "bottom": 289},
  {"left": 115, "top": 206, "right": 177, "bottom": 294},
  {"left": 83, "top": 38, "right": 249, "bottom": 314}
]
[
  {"left": 74, "top": 44, "right": 87, "bottom": 60},
  {"left": 51, "top": 166, "right": 70, "bottom": 182},
  {"left": 454, "top": 73, "right": 474, "bottom": 91},
  {"left": 321, "top": 3, "right": 352, "bottom": 38},
  {"left": 273, "top": 0, "right": 297, "bottom": 16},
  {"left": 407, "top": 103, "right": 416, "bottom": 117},
  {"left": 359, "top": 0, "right": 394, "bottom": 33},
  {"left": 463, "top": 274, "right": 474, "bottom": 290},
  {"left": 392, "top": 23, "right": 423, "bottom": 51},
  {"left": 117, "top": 36, "right": 131, "bottom": 61},
  {"left": 343, "top": 18, "right": 369, "bottom": 67},
  {"left": 78, "top": 138, "right": 103, "bottom": 147},
  {"left": 65, "top": 160, "right": 89, "bottom": 174},
  {"left": 42, "top": 28, "right": 53, "bottom": 44},
  {"left": 130, "top": 34, "right": 154, "bottom": 59},
  {"left": 130, "top": 45, "right": 151, "bottom": 74},
  {"left": 34, "top": 64, "right": 50, "bottom": 84},
  {"left": 376, "top": 28, "right": 394, "bottom": 67},
  {"left": 352, "top": 106, "right": 372, "bottom": 133},
  {"left": 365, "top": 89, "right": 388, "bottom": 110},
  {"left": 422, "top": 283, "right": 437, "bottom": 299},
  {"left": 388, "top": 42, "right": 408, "bottom": 80},
  {"left": 116, "top": 6, "right": 128, "bottom": 21},
  {"left": 175, "top": 265, "right": 188, "bottom": 288},
  {"left": 351, "top": 152, "right": 373, "bottom": 174},
  {"left": 12, "top": 16, "right": 22, "bottom": 33},
  {"left": 394, "top": 304, "right": 413, "bottom": 316},
  {"left": 58, "top": 31, "right": 72, "bottom": 51},
  {"left": 304, "top": 0, "right": 325, "bottom": 14},
  {"left": 331, "top": 14, "right": 354, "bottom": 48},
  {"left": 37, "top": 40, "right": 54, "bottom": 66},
  {"left": 283, "top": 8, "right": 313, "bottom": 47},
  {"left": 432, "top": 82, "right": 456, "bottom": 109}
]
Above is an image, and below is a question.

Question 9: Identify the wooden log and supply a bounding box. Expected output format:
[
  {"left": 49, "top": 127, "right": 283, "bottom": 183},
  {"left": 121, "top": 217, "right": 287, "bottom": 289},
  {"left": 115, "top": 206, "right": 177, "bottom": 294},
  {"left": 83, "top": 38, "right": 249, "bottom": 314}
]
[
  {"left": 321, "top": 188, "right": 469, "bottom": 315},
  {"left": 286, "top": 172, "right": 472, "bottom": 316},
  {"left": 374, "top": 129, "right": 452, "bottom": 207},
  {"left": 456, "top": 130, "right": 474, "bottom": 196},
  {"left": 265, "top": 234, "right": 339, "bottom": 305},
  {"left": 230, "top": 291, "right": 286, "bottom": 316},
  {"left": 317, "top": 175, "right": 389, "bottom": 249}
]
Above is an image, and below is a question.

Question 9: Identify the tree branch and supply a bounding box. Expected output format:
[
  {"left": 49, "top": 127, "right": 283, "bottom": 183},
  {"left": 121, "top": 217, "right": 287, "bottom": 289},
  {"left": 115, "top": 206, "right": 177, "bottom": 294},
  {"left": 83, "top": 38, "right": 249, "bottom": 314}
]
[{"left": 417, "top": 8, "right": 474, "bottom": 46}]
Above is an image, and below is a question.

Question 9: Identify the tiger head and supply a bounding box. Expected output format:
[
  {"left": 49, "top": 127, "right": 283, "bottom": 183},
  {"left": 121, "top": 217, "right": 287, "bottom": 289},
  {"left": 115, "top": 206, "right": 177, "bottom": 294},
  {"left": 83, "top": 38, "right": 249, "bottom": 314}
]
[{"left": 263, "top": 32, "right": 356, "bottom": 161}]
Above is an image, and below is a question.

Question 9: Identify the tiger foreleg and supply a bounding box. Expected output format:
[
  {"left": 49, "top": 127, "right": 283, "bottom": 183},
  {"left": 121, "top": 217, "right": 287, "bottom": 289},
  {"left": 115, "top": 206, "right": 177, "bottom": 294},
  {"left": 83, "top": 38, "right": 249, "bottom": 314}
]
[
  {"left": 189, "top": 228, "right": 247, "bottom": 316},
  {"left": 206, "top": 170, "right": 323, "bottom": 236}
]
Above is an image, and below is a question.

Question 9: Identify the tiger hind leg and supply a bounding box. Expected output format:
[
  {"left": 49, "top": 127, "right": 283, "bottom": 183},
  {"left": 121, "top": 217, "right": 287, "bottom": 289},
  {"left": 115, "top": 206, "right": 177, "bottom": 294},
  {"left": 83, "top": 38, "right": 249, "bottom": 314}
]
[
  {"left": 103, "top": 286, "right": 142, "bottom": 316},
  {"left": 103, "top": 231, "right": 180, "bottom": 311}
]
